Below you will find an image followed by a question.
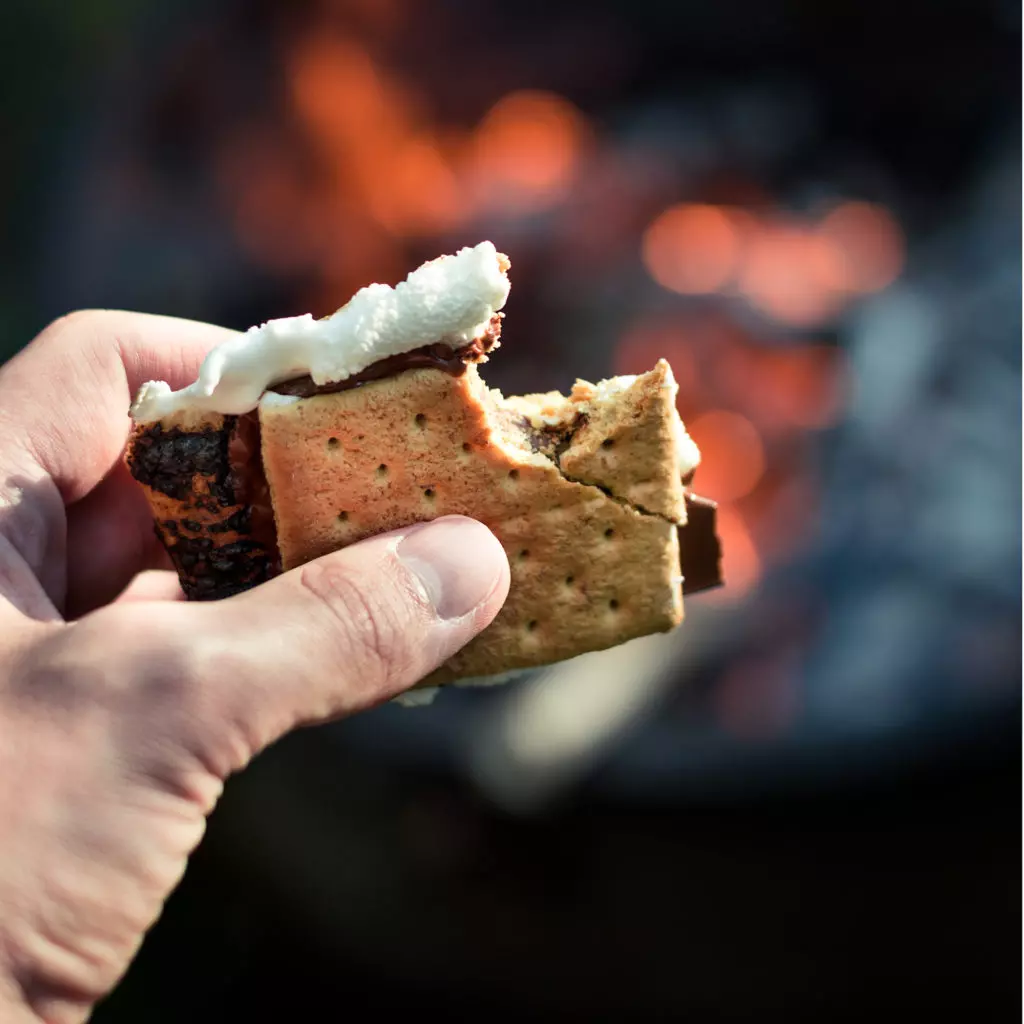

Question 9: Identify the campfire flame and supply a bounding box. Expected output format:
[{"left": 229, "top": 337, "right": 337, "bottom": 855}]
[{"left": 210, "top": 18, "right": 902, "bottom": 602}]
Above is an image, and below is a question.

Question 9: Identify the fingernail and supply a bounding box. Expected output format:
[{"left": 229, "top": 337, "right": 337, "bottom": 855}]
[{"left": 396, "top": 516, "right": 508, "bottom": 620}]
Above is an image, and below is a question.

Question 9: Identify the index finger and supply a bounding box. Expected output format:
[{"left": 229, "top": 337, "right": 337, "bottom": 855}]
[
  {"left": 0, "top": 309, "right": 238, "bottom": 503},
  {"left": 0, "top": 310, "right": 237, "bottom": 614}
]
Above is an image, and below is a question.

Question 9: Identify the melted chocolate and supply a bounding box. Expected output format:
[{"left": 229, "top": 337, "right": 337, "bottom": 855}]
[
  {"left": 271, "top": 315, "right": 502, "bottom": 399},
  {"left": 678, "top": 491, "right": 723, "bottom": 594},
  {"left": 492, "top": 406, "right": 588, "bottom": 461}
]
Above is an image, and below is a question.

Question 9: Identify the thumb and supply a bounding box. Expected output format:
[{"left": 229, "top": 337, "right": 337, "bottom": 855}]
[{"left": 113, "top": 516, "right": 509, "bottom": 772}]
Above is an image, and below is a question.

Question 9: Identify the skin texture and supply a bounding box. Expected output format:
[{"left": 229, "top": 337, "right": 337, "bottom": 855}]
[{"left": 0, "top": 311, "right": 510, "bottom": 1023}]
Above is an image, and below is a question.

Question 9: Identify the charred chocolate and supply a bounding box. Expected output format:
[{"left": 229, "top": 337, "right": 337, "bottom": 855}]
[
  {"left": 127, "top": 417, "right": 281, "bottom": 601},
  {"left": 127, "top": 423, "right": 236, "bottom": 504}
]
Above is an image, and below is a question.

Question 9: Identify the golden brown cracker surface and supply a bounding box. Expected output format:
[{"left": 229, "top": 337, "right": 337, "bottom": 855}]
[{"left": 259, "top": 364, "right": 684, "bottom": 684}]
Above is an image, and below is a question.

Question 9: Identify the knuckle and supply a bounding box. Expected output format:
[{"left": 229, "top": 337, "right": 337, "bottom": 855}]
[
  {"left": 0, "top": 310, "right": 110, "bottom": 440},
  {"left": 85, "top": 606, "right": 201, "bottom": 706},
  {"left": 4, "top": 626, "right": 92, "bottom": 714},
  {"left": 298, "top": 559, "right": 413, "bottom": 691},
  {"left": 105, "top": 608, "right": 261, "bottom": 786},
  {"left": 84, "top": 608, "right": 244, "bottom": 787},
  {"left": 37, "top": 309, "right": 107, "bottom": 351}
]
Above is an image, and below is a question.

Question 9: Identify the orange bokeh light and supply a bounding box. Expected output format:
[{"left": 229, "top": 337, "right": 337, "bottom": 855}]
[
  {"left": 717, "top": 343, "right": 848, "bottom": 432},
  {"left": 686, "top": 409, "right": 766, "bottom": 502},
  {"left": 737, "top": 222, "right": 847, "bottom": 326},
  {"left": 287, "top": 34, "right": 470, "bottom": 242},
  {"left": 470, "top": 90, "right": 590, "bottom": 211},
  {"left": 367, "top": 136, "right": 463, "bottom": 235},
  {"left": 760, "top": 346, "right": 847, "bottom": 429},
  {"left": 818, "top": 201, "right": 905, "bottom": 293},
  {"left": 642, "top": 204, "right": 741, "bottom": 294},
  {"left": 289, "top": 37, "right": 398, "bottom": 145}
]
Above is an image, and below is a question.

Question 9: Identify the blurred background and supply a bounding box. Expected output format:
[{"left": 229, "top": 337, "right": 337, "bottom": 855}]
[{"left": 1, "top": 0, "right": 1020, "bottom": 1018}]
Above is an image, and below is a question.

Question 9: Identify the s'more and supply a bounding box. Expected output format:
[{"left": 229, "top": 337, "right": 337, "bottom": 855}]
[{"left": 125, "top": 242, "right": 722, "bottom": 693}]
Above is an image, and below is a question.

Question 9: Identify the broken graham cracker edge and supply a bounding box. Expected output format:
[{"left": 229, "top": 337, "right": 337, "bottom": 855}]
[
  {"left": 258, "top": 362, "right": 685, "bottom": 687},
  {"left": 508, "top": 359, "right": 689, "bottom": 524}
]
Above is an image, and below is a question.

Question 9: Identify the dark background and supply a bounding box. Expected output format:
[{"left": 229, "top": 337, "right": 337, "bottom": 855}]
[{"left": 1, "top": 0, "right": 1020, "bottom": 1019}]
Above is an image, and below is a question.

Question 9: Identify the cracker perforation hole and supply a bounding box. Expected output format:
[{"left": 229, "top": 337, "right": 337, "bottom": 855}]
[
  {"left": 376, "top": 464, "right": 388, "bottom": 478},
  {"left": 337, "top": 511, "right": 349, "bottom": 522},
  {"left": 518, "top": 549, "right": 530, "bottom": 561},
  {"left": 326, "top": 437, "right": 340, "bottom": 450},
  {"left": 526, "top": 620, "right": 538, "bottom": 632},
  {"left": 608, "top": 598, "right": 620, "bottom": 611},
  {"left": 423, "top": 487, "right": 436, "bottom": 500},
  {"left": 601, "top": 438, "right": 615, "bottom": 449},
  {"left": 604, "top": 527, "right": 616, "bottom": 539},
  {"left": 565, "top": 575, "right": 575, "bottom": 585},
  {"left": 462, "top": 442, "right": 472, "bottom": 453},
  {"left": 508, "top": 469, "right": 520, "bottom": 481},
  {"left": 414, "top": 414, "right": 427, "bottom": 429}
]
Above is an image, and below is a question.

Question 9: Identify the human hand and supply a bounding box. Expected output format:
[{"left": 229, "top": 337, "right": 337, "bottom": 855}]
[{"left": 0, "top": 311, "right": 510, "bottom": 1023}]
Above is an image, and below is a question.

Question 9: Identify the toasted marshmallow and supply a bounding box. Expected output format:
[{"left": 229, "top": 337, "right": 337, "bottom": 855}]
[{"left": 130, "top": 241, "right": 510, "bottom": 423}]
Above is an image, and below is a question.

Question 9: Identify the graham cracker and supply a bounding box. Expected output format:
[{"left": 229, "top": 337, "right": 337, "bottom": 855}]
[
  {"left": 505, "top": 360, "right": 687, "bottom": 524},
  {"left": 258, "top": 363, "right": 685, "bottom": 685}
]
